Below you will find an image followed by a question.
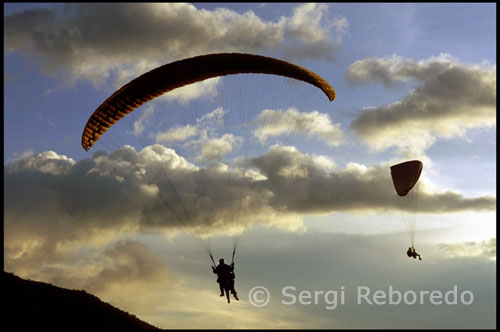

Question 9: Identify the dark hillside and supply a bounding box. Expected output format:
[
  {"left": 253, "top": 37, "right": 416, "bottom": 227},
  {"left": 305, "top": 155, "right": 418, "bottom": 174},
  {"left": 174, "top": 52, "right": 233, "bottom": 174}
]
[{"left": 3, "top": 271, "right": 159, "bottom": 330}]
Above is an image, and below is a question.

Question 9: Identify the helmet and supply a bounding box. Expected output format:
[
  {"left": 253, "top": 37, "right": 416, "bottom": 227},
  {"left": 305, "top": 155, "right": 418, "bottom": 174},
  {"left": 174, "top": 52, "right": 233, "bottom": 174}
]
[{"left": 219, "top": 258, "right": 224, "bottom": 263}]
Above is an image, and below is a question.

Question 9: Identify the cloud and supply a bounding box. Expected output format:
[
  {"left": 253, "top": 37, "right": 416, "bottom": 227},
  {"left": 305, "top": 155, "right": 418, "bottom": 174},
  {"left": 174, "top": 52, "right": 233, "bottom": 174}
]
[
  {"left": 283, "top": 3, "right": 346, "bottom": 61},
  {"left": 5, "top": 146, "right": 494, "bottom": 273},
  {"left": 7, "top": 148, "right": 35, "bottom": 163},
  {"left": 158, "top": 77, "right": 221, "bottom": 105},
  {"left": 79, "top": 239, "right": 177, "bottom": 315},
  {"left": 156, "top": 125, "right": 198, "bottom": 143},
  {"left": 129, "top": 99, "right": 221, "bottom": 147},
  {"left": 346, "top": 54, "right": 416, "bottom": 88},
  {"left": 9, "top": 150, "right": 75, "bottom": 175},
  {"left": 249, "top": 146, "right": 495, "bottom": 215},
  {"left": 82, "top": 239, "right": 174, "bottom": 292},
  {"left": 4, "top": 3, "right": 344, "bottom": 87},
  {"left": 4, "top": 147, "right": 496, "bottom": 328},
  {"left": 254, "top": 107, "right": 344, "bottom": 147},
  {"left": 8, "top": 238, "right": 177, "bottom": 319},
  {"left": 347, "top": 54, "right": 496, "bottom": 155},
  {"left": 150, "top": 107, "right": 239, "bottom": 162},
  {"left": 198, "top": 134, "right": 243, "bottom": 162},
  {"left": 436, "top": 238, "right": 496, "bottom": 261}
]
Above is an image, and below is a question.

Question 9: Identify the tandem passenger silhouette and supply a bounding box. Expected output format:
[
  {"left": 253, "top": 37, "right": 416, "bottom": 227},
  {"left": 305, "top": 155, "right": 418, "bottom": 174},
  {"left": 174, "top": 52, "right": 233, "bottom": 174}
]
[{"left": 212, "top": 258, "right": 239, "bottom": 303}]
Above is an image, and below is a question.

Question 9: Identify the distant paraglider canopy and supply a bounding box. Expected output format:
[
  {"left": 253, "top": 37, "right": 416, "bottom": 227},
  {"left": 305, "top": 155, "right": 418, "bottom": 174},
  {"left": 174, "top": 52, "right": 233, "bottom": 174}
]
[
  {"left": 390, "top": 160, "right": 423, "bottom": 249},
  {"left": 390, "top": 160, "right": 423, "bottom": 196},
  {"left": 81, "top": 53, "right": 336, "bottom": 151}
]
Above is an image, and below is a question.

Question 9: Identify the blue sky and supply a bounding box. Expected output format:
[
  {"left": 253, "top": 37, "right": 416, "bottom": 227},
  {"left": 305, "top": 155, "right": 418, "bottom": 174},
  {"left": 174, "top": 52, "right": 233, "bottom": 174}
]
[{"left": 4, "top": 3, "right": 496, "bottom": 329}]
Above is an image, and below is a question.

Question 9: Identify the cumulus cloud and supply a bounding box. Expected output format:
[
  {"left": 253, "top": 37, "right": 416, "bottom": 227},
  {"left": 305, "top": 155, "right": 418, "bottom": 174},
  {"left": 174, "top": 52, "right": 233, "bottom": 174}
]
[
  {"left": 5, "top": 147, "right": 494, "bottom": 269},
  {"left": 156, "top": 125, "right": 198, "bottom": 143},
  {"left": 149, "top": 107, "right": 240, "bottom": 162},
  {"left": 4, "top": 3, "right": 344, "bottom": 87},
  {"left": 283, "top": 3, "right": 345, "bottom": 61},
  {"left": 146, "top": 108, "right": 222, "bottom": 145},
  {"left": 250, "top": 146, "right": 495, "bottom": 214},
  {"left": 198, "top": 134, "right": 243, "bottom": 162},
  {"left": 8, "top": 150, "right": 75, "bottom": 175},
  {"left": 254, "top": 107, "right": 344, "bottom": 147},
  {"left": 347, "top": 54, "right": 496, "bottom": 155},
  {"left": 346, "top": 54, "right": 417, "bottom": 88},
  {"left": 4, "top": 149, "right": 159, "bottom": 274},
  {"left": 149, "top": 104, "right": 344, "bottom": 163}
]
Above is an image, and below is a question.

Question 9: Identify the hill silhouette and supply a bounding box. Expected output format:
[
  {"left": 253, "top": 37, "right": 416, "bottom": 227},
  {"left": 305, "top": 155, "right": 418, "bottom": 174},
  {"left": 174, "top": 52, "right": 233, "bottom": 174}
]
[{"left": 3, "top": 271, "right": 159, "bottom": 330}]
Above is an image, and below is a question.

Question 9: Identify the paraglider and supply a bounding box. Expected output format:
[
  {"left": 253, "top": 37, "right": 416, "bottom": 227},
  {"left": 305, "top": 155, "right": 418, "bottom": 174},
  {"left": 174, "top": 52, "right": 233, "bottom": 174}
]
[
  {"left": 82, "top": 53, "right": 335, "bottom": 151},
  {"left": 390, "top": 160, "right": 423, "bottom": 261},
  {"left": 81, "top": 53, "right": 336, "bottom": 299}
]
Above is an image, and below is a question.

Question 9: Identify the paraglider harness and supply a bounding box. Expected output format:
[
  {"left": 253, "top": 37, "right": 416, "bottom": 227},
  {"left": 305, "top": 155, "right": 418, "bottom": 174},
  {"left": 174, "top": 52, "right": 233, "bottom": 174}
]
[
  {"left": 211, "top": 247, "right": 238, "bottom": 302},
  {"left": 210, "top": 246, "right": 236, "bottom": 270},
  {"left": 407, "top": 246, "right": 422, "bottom": 261}
]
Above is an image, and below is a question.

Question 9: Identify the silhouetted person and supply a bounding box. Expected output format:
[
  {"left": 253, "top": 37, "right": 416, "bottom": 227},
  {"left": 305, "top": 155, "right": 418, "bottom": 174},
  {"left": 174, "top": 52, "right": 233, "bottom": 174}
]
[
  {"left": 212, "top": 258, "right": 239, "bottom": 303},
  {"left": 412, "top": 248, "right": 422, "bottom": 260},
  {"left": 407, "top": 247, "right": 422, "bottom": 260}
]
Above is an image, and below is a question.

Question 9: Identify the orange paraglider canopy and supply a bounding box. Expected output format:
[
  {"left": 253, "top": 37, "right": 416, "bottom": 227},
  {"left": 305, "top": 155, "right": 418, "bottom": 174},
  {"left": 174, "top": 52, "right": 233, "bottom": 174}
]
[{"left": 81, "top": 53, "right": 336, "bottom": 151}]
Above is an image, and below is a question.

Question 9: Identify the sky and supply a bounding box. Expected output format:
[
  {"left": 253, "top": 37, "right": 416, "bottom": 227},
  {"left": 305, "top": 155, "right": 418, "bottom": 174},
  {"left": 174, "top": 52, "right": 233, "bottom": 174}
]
[{"left": 3, "top": 3, "right": 496, "bottom": 329}]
